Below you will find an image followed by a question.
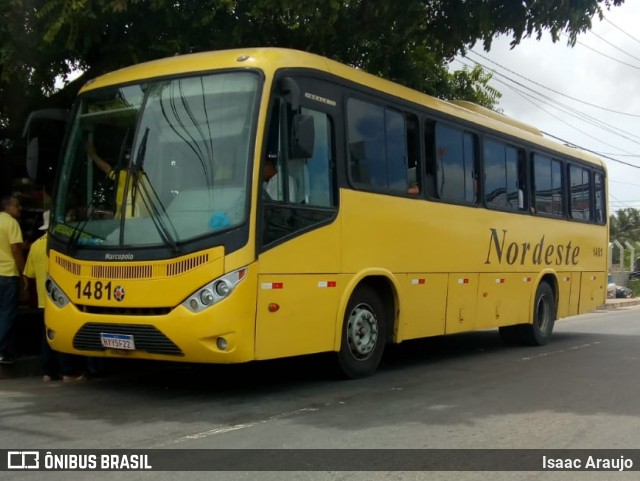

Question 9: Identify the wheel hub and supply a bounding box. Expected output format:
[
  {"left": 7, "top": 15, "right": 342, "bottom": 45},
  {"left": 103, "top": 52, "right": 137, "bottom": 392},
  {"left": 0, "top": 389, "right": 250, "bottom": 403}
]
[{"left": 347, "top": 304, "right": 378, "bottom": 359}]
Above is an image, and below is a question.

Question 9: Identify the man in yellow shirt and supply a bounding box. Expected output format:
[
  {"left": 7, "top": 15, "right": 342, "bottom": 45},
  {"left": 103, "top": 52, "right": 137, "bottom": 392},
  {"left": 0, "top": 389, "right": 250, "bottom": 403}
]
[
  {"left": 23, "top": 212, "right": 48, "bottom": 309},
  {"left": 85, "top": 142, "right": 146, "bottom": 218},
  {"left": 24, "top": 211, "right": 82, "bottom": 382},
  {"left": 0, "top": 195, "right": 24, "bottom": 364}
]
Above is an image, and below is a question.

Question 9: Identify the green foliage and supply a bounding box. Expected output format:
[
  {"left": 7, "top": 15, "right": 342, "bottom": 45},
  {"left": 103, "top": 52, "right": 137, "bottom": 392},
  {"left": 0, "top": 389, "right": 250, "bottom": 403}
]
[
  {"left": 610, "top": 208, "right": 640, "bottom": 244},
  {"left": 628, "top": 279, "right": 640, "bottom": 297},
  {"left": 0, "top": 0, "right": 626, "bottom": 153},
  {"left": 609, "top": 208, "right": 640, "bottom": 266},
  {"left": 445, "top": 65, "right": 502, "bottom": 107}
]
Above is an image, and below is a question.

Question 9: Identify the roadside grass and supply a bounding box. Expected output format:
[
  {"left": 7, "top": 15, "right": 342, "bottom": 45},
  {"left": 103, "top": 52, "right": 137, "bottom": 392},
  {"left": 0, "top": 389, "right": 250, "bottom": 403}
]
[{"left": 628, "top": 279, "right": 640, "bottom": 297}]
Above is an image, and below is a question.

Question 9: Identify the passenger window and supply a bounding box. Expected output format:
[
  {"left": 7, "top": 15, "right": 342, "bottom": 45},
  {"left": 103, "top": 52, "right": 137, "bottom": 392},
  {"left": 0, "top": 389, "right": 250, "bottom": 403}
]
[
  {"left": 594, "top": 172, "right": 606, "bottom": 225},
  {"left": 483, "top": 139, "right": 524, "bottom": 211},
  {"left": 434, "top": 123, "right": 477, "bottom": 204},
  {"left": 533, "top": 154, "right": 564, "bottom": 216},
  {"left": 405, "top": 114, "right": 420, "bottom": 195},
  {"left": 424, "top": 120, "right": 437, "bottom": 198},
  {"left": 569, "top": 164, "right": 592, "bottom": 221},
  {"left": 347, "top": 98, "right": 409, "bottom": 193}
]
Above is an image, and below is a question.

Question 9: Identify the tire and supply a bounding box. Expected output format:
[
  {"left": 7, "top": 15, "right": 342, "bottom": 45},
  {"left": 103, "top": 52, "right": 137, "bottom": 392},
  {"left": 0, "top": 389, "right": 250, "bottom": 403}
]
[
  {"left": 520, "top": 281, "right": 556, "bottom": 346},
  {"left": 335, "top": 285, "right": 386, "bottom": 379}
]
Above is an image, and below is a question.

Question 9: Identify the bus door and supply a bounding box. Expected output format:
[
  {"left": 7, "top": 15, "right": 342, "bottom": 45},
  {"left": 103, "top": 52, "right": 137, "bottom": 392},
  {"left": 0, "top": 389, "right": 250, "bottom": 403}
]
[{"left": 255, "top": 75, "right": 341, "bottom": 360}]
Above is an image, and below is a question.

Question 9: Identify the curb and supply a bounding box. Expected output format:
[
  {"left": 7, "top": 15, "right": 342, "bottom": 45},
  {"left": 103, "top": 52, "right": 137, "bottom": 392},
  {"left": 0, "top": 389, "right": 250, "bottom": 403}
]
[{"left": 596, "top": 299, "right": 640, "bottom": 310}]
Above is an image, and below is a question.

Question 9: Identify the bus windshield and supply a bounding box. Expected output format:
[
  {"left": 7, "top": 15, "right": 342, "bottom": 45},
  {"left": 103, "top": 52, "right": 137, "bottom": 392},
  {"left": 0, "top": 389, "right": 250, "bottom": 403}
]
[{"left": 52, "top": 71, "right": 260, "bottom": 249}]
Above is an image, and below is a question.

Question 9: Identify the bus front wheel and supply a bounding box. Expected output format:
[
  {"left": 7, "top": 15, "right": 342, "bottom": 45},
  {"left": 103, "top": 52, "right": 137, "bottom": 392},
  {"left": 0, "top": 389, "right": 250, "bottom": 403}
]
[{"left": 335, "top": 285, "right": 386, "bottom": 379}]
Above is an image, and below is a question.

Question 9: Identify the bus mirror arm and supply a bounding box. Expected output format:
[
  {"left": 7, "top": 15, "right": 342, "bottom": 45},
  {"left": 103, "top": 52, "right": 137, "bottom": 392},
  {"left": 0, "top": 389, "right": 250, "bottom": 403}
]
[
  {"left": 279, "top": 77, "right": 301, "bottom": 111},
  {"left": 291, "top": 113, "right": 315, "bottom": 159}
]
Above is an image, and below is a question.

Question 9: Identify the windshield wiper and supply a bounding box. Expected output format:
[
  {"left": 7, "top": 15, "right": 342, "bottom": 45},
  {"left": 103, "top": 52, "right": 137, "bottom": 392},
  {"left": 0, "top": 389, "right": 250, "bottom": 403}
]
[
  {"left": 137, "top": 173, "right": 180, "bottom": 253},
  {"left": 128, "top": 127, "right": 180, "bottom": 253},
  {"left": 66, "top": 197, "right": 102, "bottom": 253}
]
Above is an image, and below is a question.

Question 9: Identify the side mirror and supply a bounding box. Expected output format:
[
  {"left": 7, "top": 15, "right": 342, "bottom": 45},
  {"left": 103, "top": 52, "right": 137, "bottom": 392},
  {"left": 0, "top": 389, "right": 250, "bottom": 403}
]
[
  {"left": 291, "top": 114, "right": 315, "bottom": 159},
  {"left": 22, "top": 109, "right": 69, "bottom": 186}
]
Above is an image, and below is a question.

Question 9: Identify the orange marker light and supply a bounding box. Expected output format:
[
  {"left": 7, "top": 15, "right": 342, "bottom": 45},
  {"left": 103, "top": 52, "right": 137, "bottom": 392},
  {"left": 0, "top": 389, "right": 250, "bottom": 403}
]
[{"left": 268, "top": 303, "right": 280, "bottom": 312}]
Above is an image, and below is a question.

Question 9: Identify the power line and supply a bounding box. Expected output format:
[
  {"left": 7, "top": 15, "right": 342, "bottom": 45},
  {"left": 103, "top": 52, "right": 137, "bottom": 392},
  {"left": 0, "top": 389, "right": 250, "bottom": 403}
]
[
  {"left": 453, "top": 57, "right": 640, "bottom": 167},
  {"left": 464, "top": 58, "right": 640, "bottom": 163},
  {"left": 455, "top": 54, "right": 640, "bottom": 206},
  {"left": 541, "top": 130, "right": 640, "bottom": 169},
  {"left": 593, "top": 152, "right": 640, "bottom": 157},
  {"left": 469, "top": 49, "right": 640, "bottom": 117},
  {"left": 610, "top": 179, "right": 640, "bottom": 187},
  {"left": 460, "top": 55, "right": 640, "bottom": 152},
  {"left": 603, "top": 17, "right": 640, "bottom": 46},
  {"left": 588, "top": 30, "right": 640, "bottom": 63},
  {"left": 573, "top": 37, "right": 640, "bottom": 70}
]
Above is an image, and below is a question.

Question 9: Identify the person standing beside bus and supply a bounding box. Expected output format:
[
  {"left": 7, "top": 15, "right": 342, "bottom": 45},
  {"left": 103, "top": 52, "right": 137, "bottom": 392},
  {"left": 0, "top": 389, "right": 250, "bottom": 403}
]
[
  {"left": 24, "top": 210, "right": 83, "bottom": 381},
  {"left": 0, "top": 195, "right": 25, "bottom": 364}
]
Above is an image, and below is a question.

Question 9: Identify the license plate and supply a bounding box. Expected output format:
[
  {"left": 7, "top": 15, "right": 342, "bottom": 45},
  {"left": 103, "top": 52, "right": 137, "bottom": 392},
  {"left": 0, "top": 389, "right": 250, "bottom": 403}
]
[{"left": 100, "top": 333, "right": 135, "bottom": 350}]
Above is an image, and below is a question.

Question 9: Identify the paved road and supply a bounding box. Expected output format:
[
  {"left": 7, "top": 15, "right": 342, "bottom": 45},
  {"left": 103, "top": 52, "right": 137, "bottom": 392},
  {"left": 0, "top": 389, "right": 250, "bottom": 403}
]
[{"left": 1, "top": 306, "right": 640, "bottom": 480}]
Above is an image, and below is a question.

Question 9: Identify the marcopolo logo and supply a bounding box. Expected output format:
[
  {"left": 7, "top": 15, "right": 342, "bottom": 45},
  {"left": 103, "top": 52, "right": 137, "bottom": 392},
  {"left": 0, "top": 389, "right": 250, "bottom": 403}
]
[
  {"left": 8, "top": 451, "right": 39, "bottom": 469},
  {"left": 104, "top": 253, "right": 134, "bottom": 261}
]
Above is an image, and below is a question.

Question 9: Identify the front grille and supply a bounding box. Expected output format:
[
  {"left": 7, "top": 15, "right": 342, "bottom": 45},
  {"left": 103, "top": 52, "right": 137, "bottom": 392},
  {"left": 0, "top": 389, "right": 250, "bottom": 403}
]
[
  {"left": 166, "top": 253, "right": 209, "bottom": 276},
  {"left": 73, "top": 323, "right": 183, "bottom": 356},
  {"left": 92, "top": 264, "right": 154, "bottom": 279},
  {"left": 55, "top": 256, "right": 81, "bottom": 275},
  {"left": 77, "top": 305, "right": 172, "bottom": 316}
]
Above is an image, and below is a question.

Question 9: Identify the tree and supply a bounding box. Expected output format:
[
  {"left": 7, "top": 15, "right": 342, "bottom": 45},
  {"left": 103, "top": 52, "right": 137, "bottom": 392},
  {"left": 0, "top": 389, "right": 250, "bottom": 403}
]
[
  {"left": 610, "top": 208, "right": 640, "bottom": 245},
  {"left": 0, "top": 0, "right": 625, "bottom": 176}
]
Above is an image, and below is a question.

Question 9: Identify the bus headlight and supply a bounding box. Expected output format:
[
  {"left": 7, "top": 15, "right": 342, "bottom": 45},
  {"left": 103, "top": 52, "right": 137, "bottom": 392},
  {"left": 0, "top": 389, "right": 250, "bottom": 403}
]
[
  {"left": 182, "top": 267, "right": 247, "bottom": 313},
  {"left": 45, "top": 275, "right": 70, "bottom": 308},
  {"left": 214, "top": 280, "right": 230, "bottom": 297},
  {"left": 200, "top": 289, "right": 215, "bottom": 306}
]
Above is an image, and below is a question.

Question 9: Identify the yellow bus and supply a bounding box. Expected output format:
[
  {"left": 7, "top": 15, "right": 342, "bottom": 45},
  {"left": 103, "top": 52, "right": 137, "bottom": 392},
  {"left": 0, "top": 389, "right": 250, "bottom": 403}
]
[{"left": 44, "top": 48, "right": 608, "bottom": 378}]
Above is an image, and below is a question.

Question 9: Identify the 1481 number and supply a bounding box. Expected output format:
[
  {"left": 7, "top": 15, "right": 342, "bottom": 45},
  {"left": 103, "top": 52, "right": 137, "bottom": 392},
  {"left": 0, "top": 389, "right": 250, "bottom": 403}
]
[{"left": 74, "top": 280, "right": 114, "bottom": 300}]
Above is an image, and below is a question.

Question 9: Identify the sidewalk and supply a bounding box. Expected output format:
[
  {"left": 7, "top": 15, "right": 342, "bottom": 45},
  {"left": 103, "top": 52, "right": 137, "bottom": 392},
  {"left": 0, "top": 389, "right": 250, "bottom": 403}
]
[{"left": 596, "top": 297, "right": 640, "bottom": 310}]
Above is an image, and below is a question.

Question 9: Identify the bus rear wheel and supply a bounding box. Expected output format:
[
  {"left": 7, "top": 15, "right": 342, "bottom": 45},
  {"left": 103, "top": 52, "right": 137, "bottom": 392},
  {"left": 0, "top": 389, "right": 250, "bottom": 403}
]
[
  {"left": 500, "top": 281, "right": 556, "bottom": 346},
  {"left": 521, "top": 281, "right": 556, "bottom": 346},
  {"left": 335, "top": 285, "right": 386, "bottom": 379}
]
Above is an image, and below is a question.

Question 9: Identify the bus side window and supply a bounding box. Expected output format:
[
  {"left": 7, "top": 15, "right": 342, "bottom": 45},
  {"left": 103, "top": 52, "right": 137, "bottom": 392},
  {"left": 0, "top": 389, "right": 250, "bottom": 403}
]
[
  {"left": 533, "top": 153, "right": 564, "bottom": 216},
  {"left": 347, "top": 98, "right": 412, "bottom": 194},
  {"left": 405, "top": 113, "right": 420, "bottom": 195},
  {"left": 517, "top": 149, "right": 527, "bottom": 211},
  {"left": 302, "top": 108, "right": 335, "bottom": 207},
  {"left": 483, "top": 138, "right": 524, "bottom": 211},
  {"left": 434, "top": 123, "right": 477, "bottom": 204},
  {"left": 423, "top": 120, "right": 437, "bottom": 198},
  {"left": 569, "top": 164, "right": 592, "bottom": 221},
  {"left": 594, "top": 171, "right": 606, "bottom": 224}
]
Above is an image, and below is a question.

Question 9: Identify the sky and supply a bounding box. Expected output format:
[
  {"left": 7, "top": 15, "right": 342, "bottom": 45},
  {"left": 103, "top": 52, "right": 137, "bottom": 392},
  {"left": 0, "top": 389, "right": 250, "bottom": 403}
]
[{"left": 453, "top": 1, "right": 640, "bottom": 214}]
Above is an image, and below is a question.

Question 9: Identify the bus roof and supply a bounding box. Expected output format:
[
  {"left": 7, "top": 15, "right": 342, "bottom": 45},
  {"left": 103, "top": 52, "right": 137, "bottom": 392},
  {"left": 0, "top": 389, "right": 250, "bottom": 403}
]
[{"left": 80, "top": 47, "right": 605, "bottom": 169}]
